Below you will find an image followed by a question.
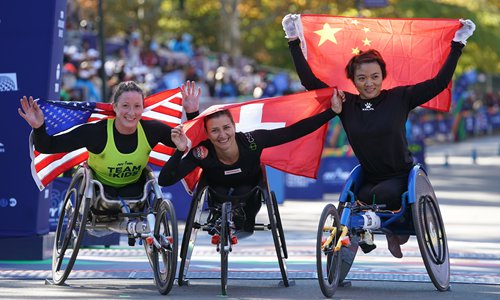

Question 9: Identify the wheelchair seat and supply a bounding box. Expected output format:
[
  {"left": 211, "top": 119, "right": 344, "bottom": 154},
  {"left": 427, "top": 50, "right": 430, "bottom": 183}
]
[{"left": 89, "top": 167, "right": 157, "bottom": 215}]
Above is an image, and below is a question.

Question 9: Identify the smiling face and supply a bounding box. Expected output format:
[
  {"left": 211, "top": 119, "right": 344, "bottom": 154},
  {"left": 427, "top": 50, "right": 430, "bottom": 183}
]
[
  {"left": 113, "top": 91, "right": 144, "bottom": 134},
  {"left": 353, "top": 62, "right": 383, "bottom": 100},
  {"left": 205, "top": 114, "right": 236, "bottom": 152}
]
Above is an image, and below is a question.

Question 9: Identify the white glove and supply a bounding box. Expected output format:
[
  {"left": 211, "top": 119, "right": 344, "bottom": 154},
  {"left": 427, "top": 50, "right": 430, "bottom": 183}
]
[
  {"left": 282, "top": 14, "right": 299, "bottom": 39},
  {"left": 453, "top": 19, "right": 476, "bottom": 45}
]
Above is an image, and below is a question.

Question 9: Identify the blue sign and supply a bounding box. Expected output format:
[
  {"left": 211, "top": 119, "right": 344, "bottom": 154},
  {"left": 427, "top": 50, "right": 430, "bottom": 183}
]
[
  {"left": 0, "top": 1, "right": 67, "bottom": 237},
  {"left": 285, "top": 156, "right": 359, "bottom": 200}
]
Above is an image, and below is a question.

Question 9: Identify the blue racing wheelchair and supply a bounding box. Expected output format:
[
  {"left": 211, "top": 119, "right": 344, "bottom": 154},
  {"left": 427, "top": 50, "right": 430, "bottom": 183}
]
[{"left": 316, "top": 164, "right": 449, "bottom": 297}]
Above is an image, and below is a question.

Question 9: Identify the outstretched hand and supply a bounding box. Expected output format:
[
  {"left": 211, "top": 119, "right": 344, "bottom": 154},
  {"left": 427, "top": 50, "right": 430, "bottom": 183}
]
[
  {"left": 453, "top": 19, "right": 476, "bottom": 45},
  {"left": 171, "top": 125, "right": 188, "bottom": 152},
  {"left": 180, "top": 80, "right": 201, "bottom": 114},
  {"left": 282, "top": 13, "right": 299, "bottom": 40},
  {"left": 18, "top": 96, "right": 44, "bottom": 129},
  {"left": 331, "top": 88, "right": 345, "bottom": 114}
]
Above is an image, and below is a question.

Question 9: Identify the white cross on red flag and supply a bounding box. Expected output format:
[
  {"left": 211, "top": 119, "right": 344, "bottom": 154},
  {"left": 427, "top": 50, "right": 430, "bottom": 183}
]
[{"left": 181, "top": 87, "right": 335, "bottom": 193}]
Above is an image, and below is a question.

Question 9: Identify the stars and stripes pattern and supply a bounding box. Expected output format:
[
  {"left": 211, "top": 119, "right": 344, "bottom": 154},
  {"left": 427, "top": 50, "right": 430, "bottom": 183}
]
[{"left": 30, "top": 88, "right": 183, "bottom": 190}]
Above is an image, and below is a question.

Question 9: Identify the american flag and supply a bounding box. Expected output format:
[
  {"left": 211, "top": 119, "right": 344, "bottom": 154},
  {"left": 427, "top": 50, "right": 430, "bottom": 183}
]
[{"left": 30, "top": 88, "right": 183, "bottom": 190}]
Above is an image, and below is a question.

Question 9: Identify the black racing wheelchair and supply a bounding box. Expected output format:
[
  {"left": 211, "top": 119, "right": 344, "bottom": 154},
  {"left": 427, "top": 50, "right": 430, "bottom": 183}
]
[
  {"left": 177, "top": 166, "right": 293, "bottom": 296},
  {"left": 50, "top": 163, "right": 178, "bottom": 295},
  {"left": 317, "top": 164, "right": 450, "bottom": 297}
]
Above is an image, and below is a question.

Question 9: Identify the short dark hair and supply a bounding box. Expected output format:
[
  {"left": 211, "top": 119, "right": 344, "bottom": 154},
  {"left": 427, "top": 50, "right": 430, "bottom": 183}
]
[
  {"left": 345, "top": 49, "right": 387, "bottom": 81},
  {"left": 204, "top": 109, "right": 235, "bottom": 131},
  {"left": 112, "top": 81, "right": 144, "bottom": 104}
]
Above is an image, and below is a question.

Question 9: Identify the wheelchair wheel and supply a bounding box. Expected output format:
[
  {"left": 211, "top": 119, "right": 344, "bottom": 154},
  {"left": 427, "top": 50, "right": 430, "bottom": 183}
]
[
  {"left": 220, "top": 202, "right": 231, "bottom": 296},
  {"left": 178, "top": 187, "right": 207, "bottom": 286},
  {"left": 271, "top": 191, "right": 288, "bottom": 259},
  {"left": 151, "top": 199, "right": 178, "bottom": 295},
  {"left": 316, "top": 203, "right": 342, "bottom": 298},
  {"left": 411, "top": 171, "right": 450, "bottom": 291},
  {"left": 265, "top": 190, "right": 290, "bottom": 287},
  {"left": 52, "top": 168, "right": 90, "bottom": 285},
  {"left": 337, "top": 202, "right": 359, "bottom": 284}
]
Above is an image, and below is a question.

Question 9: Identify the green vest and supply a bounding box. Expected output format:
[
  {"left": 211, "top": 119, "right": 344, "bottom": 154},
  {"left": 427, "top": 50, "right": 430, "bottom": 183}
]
[{"left": 88, "top": 119, "right": 152, "bottom": 188}]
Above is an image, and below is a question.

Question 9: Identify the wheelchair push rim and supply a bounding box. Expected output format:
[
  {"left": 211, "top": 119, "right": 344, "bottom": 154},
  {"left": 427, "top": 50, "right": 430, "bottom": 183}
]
[
  {"left": 52, "top": 168, "right": 90, "bottom": 285},
  {"left": 316, "top": 203, "right": 342, "bottom": 298},
  {"left": 411, "top": 172, "right": 450, "bottom": 291}
]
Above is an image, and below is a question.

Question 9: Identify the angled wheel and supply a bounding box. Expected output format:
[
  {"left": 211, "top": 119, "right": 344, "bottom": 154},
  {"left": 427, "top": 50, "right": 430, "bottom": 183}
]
[
  {"left": 412, "top": 171, "right": 450, "bottom": 291},
  {"left": 336, "top": 202, "right": 359, "bottom": 284},
  {"left": 178, "top": 186, "right": 207, "bottom": 286},
  {"left": 52, "top": 167, "right": 90, "bottom": 285},
  {"left": 316, "top": 204, "right": 342, "bottom": 298},
  {"left": 151, "top": 199, "right": 178, "bottom": 295},
  {"left": 271, "top": 191, "right": 288, "bottom": 259},
  {"left": 265, "top": 190, "right": 290, "bottom": 287},
  {"left": 220, "top": 202, "right": 231, "bottom": 296}
]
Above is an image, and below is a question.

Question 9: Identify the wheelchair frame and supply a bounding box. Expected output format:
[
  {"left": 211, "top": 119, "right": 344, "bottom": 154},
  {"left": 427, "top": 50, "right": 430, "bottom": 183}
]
[
  {"left": 50, "top": 163, "right": 178, "bottom": 295},
  {"left": 317, "top": 164, "right": 450, "bottom": 297},
  {"left": 177, "top": 166, "right": 293, "bottom": 295}
]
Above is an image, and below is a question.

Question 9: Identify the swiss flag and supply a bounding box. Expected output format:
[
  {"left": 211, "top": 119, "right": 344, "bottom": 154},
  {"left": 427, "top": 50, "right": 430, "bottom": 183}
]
[
  {"left": 181, "top": 87, "right": 335, "bottom": 193},
  {"left": 296, "top": 15, "right": 461, "bottom": 112}
]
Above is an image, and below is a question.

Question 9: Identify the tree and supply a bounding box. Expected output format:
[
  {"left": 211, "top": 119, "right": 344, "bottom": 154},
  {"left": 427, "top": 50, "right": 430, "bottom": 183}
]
[{"left": 72, "top": 0, "right": 499, "bottom": 74}]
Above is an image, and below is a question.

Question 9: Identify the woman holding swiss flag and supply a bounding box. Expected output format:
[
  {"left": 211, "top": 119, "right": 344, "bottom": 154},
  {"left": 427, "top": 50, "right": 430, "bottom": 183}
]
[
  {"left": 282, "top": 14, "right": 475, "bottom": 258},
  {"left": 159, "top": 81, "right": 345, "bottom": 239}
]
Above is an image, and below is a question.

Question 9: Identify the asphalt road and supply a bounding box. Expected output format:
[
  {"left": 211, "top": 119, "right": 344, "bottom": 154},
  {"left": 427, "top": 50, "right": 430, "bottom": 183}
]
[{"left": 1, "top": 134, "right": 500, "bottom": 299}]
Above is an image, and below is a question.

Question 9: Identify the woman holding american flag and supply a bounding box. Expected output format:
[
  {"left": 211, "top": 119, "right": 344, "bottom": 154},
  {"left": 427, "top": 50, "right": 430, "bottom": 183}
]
[{"left": 18, "top": 80, "right": 199, "bottom": 199}]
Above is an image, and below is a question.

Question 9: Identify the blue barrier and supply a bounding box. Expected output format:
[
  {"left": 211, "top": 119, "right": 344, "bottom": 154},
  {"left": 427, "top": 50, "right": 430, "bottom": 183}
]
[{"left": 284, "top": 156, "right": 359, "bottom": 200}]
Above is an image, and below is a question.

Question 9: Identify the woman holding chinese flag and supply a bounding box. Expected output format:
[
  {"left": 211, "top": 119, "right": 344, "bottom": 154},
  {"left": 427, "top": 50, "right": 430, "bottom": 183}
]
[{"left": 282, "top": 14, "right": 475, "bottom": 258}]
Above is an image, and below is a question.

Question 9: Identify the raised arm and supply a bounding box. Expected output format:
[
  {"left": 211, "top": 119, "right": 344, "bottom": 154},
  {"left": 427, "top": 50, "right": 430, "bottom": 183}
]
[
  {"left": 407, "top": 19, "right": 475, "bottom": 109},
  {"left": 282, "top": 14, "right": 329, "bottom": 91},
  {"left": 19, "top": 96, "right": 93, "bottom": 153},
  {"left": 181, "top": 80, "right": 200, "bottom": 119},
  {"left": 18, "top": 96, "right": 44, "bottom": 129}
]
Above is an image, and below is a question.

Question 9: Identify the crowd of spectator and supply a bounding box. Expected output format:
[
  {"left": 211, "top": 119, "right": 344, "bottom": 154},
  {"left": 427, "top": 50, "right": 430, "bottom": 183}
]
[
  {"left": 60, "top": 11, "right": 499, "bottom": 147},
  {"left": 60, "top": 21, "right": 299, "bottom": 112}
]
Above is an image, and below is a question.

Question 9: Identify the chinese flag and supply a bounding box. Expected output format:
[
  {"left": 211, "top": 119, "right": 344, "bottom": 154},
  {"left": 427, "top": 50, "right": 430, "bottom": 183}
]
[
  {"left": 296, "top": 15, "right": 461, "bottom": 112},
  {"left": 181, "top": 87, "right": 335, "bottom": 193}
]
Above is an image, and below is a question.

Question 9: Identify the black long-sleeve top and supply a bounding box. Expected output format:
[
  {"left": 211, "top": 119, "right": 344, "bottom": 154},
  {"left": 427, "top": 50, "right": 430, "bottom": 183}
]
[
  {"left": 33, "top": 111, "right": 199, "bottom": 155},
  {"left": 289, "top": 39, "right": 464, "bottom": 181},
  {"left": 158, "top": 109, "right": 336, "bottom": 189}
]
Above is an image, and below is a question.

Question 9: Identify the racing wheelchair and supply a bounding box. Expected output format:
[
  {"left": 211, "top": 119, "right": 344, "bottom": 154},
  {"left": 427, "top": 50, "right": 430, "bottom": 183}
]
[
  {"left": 50, "top": 163, "right": 178, "bottom": 295},
  {"left": 177, "top": 166, "right": 293, "bottom": 296},
  {"left": 317, "top": 164, "right": 449, "bottom": 297}
]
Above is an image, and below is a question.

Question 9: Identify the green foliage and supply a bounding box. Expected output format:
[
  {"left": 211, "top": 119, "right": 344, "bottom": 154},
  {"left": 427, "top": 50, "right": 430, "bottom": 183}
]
[{"left": 93, "top": 0, "right": 499, "bottom": 73}]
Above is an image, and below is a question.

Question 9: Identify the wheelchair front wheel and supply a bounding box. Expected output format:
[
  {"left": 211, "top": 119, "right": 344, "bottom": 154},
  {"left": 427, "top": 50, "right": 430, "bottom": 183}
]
[
  {"left": 52, "top": 169, "right": 89, "bottom": 285},
  {"left": 220, "top": 201, "right": 231, "bottom": 296},
  {"left": 336, "top": 202, "right": 359, "bottom": 284},
  {"left": 271, "top": 191, "right": 288, "bottom": 259},
  {"left": 151, "top": 199, "right": 178, "bottom": 295},
  {"left": 316, "top": 203, "right": 342, "bottom": 298},
  {"left": 412, "top": 172, "right": 450, "bottom": 291}
]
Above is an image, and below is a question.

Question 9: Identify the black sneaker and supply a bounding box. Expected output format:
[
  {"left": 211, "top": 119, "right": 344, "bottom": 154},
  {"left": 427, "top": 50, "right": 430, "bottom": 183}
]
[{"left": 359, "top": 241, "right": 376, "bottom": 254}]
